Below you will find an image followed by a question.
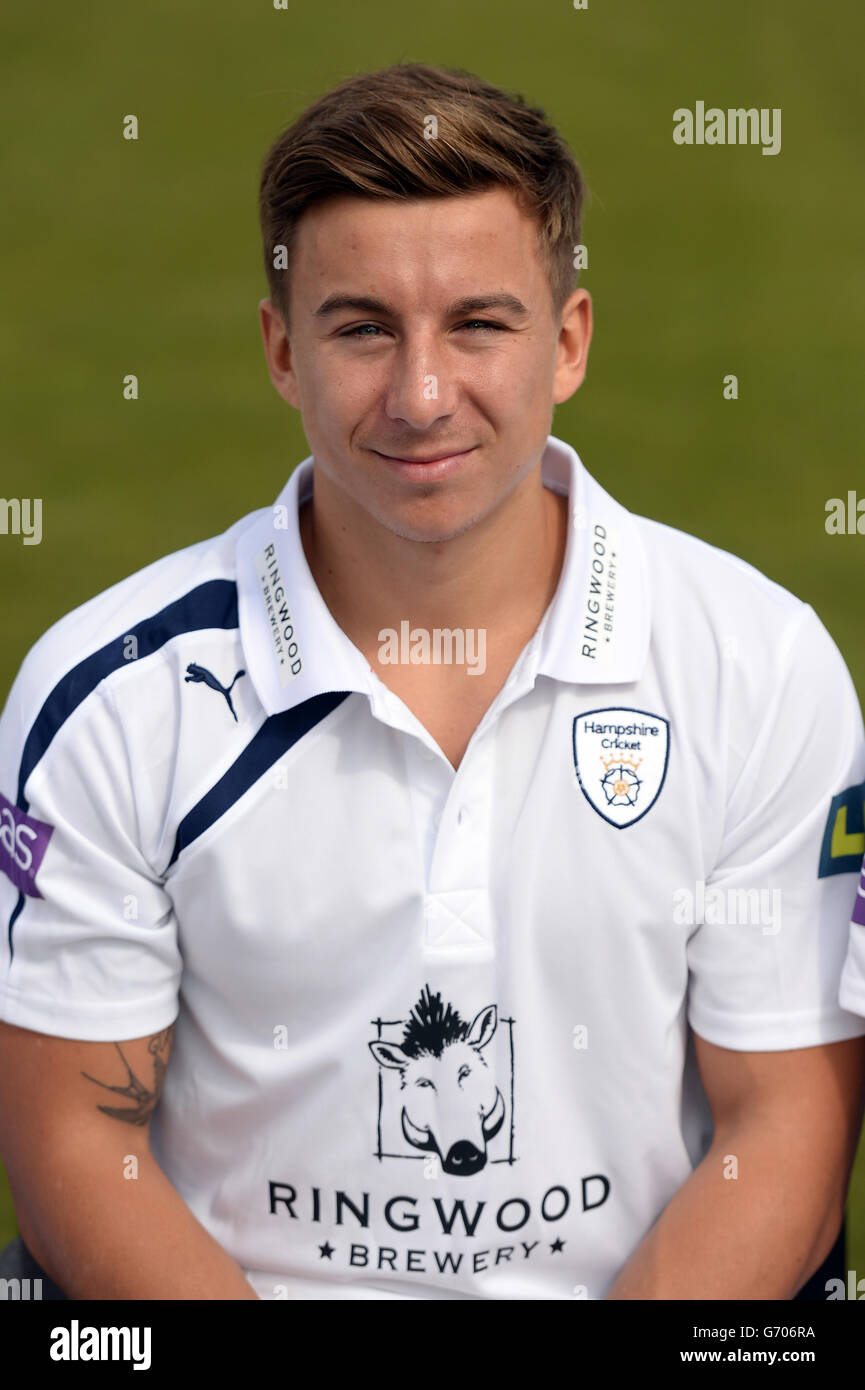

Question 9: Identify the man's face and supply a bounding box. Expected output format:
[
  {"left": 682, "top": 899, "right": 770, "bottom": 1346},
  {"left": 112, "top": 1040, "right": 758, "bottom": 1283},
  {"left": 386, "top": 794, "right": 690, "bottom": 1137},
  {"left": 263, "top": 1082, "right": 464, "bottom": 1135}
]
[{"left": 259, "top": 186, "right": 591, "bottom": 543}]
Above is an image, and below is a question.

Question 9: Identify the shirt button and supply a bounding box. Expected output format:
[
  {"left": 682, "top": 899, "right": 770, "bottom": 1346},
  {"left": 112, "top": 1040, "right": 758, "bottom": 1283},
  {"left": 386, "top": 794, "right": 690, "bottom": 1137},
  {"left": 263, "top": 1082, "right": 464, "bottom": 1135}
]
[{"left": 457, "top": 806, "right": 469, "bottom": 826}]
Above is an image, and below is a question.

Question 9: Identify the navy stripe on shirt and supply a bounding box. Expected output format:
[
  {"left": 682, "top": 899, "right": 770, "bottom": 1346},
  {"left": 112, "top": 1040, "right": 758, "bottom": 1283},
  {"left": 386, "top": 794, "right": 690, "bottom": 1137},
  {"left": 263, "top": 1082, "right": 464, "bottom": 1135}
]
[
  {"left": 166, "top": 691, "right": 351, "bottom": 870},
  {"left": 16, "top": 579, "right": 239, "bottom": 809},
  {"left": 8, "top": 578, "right": 240, "bottom": 959}
]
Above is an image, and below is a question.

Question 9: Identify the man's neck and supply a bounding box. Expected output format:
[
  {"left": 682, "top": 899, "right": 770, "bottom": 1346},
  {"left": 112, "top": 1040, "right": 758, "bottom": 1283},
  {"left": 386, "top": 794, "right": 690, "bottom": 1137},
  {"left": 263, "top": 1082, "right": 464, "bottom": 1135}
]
[{"left": 298, "top": 469, "right": 570, "bottom": 661}]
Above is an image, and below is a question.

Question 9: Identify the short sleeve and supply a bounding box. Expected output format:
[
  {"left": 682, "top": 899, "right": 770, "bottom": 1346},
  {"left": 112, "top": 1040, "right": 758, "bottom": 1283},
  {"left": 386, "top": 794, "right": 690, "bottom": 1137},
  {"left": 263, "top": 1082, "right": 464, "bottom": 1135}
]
[
  {"left": 0, "top": 660, "right": 181, "bottom": 1042},
  {"left": 686, "top": 603, "right": 865, "bottom": 1050}
]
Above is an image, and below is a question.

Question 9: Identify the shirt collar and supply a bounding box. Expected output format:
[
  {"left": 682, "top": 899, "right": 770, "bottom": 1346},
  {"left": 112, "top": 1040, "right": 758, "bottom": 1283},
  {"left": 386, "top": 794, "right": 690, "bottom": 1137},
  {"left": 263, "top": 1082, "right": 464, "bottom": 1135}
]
[
  {"left": 531, "top": 434, "right": 650, "bottom": 686},
  {"left": 235, "top": 434, "right": 650, "bottom": 716}
]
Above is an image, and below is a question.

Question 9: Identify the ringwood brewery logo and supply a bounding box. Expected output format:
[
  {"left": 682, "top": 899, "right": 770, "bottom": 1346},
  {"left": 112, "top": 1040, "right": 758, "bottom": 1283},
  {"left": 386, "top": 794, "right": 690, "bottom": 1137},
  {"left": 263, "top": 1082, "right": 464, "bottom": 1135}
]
[
  {"left": 256, "top": 543, "right": 302, "bottom": 684},
  {"left": 265, "top": 984, "right": 612, "bottom": 1285},
  {"left": 573, "top": 707, "right": 670, "bottom": 828}
]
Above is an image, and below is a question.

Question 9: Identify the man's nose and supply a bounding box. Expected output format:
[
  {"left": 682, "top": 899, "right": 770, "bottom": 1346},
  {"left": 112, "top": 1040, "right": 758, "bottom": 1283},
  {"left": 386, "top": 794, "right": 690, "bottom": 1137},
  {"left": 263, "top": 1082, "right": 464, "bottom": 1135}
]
[{"left": 382, "top": 336, "right": 460, "bottom": 428}]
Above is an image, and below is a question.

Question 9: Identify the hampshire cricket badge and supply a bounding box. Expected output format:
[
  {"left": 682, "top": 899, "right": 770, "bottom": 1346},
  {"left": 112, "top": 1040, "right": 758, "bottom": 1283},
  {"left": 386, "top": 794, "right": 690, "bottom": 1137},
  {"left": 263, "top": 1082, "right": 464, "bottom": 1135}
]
[{"left": 573, "top": 707, "right": 670, "bottom": 828}]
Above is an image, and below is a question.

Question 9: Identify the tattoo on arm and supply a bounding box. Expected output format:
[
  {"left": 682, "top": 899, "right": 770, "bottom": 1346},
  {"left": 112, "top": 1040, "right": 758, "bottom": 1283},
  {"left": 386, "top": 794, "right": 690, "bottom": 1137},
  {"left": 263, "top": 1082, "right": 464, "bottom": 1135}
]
[{"left": 81, "top": 1026, "right": 174, "bottom": 1126}]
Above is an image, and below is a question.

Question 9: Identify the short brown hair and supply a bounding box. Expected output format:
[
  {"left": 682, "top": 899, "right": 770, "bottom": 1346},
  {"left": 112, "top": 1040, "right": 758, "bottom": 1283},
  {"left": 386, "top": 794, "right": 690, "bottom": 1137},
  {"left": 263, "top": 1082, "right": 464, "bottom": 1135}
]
[{"left": 258, "top": 61, "right": 588, "bottom": 328}]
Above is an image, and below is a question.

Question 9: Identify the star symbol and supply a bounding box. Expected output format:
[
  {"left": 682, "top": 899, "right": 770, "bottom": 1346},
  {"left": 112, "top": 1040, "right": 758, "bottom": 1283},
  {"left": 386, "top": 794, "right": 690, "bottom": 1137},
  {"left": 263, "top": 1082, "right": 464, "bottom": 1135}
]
[
  {"left": 319, "top": 1241, "right": 335, "bottom": 1260},
  {"left": 550, "top": 1237, "right": 566, "bottom": 1253}
]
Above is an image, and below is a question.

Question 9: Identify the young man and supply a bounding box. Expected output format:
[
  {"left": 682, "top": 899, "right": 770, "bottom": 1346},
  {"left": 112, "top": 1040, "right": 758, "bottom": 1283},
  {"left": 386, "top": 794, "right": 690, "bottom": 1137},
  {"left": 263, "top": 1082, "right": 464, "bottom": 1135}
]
[{"left": 1, "top": 62, "right": 864, "bottom": 1302}]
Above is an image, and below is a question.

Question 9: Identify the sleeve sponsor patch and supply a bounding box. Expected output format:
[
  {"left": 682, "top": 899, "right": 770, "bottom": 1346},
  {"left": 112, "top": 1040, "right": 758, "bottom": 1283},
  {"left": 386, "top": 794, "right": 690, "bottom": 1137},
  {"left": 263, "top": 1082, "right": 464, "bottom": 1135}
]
[
  {"left": 0, "top": 790, "right": 54, "bottom": 897},
  {"left": 818, "top": 781, "right": 865, "bottom": 878}
]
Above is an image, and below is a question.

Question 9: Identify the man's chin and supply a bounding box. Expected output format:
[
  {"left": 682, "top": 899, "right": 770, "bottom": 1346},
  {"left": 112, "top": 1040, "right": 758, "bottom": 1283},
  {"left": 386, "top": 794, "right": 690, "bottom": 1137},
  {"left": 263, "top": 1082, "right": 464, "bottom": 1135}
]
[{"left": 376, "top": 517, "right": 480, "bottom": 546}]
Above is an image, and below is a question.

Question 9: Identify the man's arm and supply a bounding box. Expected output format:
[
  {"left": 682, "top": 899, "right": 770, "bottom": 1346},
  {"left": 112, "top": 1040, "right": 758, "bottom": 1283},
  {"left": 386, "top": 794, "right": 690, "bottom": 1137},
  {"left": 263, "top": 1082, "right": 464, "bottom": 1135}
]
[
  {"left": 606, "top": 1033, "right": 865, "bottom": 1300},
  {"left": 0, "top": 1019, "right": 259, "bottom": 1299}
]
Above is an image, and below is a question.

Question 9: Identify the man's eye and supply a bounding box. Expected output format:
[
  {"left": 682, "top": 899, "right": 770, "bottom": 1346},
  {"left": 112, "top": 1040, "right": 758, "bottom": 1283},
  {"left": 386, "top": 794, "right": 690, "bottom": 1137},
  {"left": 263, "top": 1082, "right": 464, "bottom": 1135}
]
[
  {"left": 339, "top": 324, "right": 385, "bottom": 338},
  {"left": 338, "top": 320, "right": 507, "bottom": 338},
  {"left": 460, "top": 320, "right": 507, "bottom": 333}
]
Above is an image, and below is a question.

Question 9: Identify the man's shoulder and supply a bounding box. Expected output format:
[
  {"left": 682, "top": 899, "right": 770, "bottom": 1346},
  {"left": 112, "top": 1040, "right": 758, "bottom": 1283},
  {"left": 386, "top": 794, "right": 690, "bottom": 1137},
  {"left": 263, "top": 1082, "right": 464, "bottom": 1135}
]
[
  {"left": 3, "top": 506, "right": 267, "bottom": 730},
  {"left": 632, "top": 510, "right": 807, "bottom": 634},
  {"left": 622, "top": 510, "right": 849, "bottom": 714}
]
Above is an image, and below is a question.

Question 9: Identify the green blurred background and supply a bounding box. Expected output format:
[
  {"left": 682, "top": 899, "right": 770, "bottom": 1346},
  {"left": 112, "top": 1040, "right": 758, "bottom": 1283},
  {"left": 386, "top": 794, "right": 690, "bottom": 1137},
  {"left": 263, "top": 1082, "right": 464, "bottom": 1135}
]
[{"left": 1, "top": 0, "right": 864, "bottom": 1286}]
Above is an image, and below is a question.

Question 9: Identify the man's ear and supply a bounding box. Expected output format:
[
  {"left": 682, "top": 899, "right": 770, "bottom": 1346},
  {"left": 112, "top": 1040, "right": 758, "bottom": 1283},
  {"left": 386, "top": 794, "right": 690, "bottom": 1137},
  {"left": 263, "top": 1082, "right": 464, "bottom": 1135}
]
[
  {"left": 258, "top": 298, "right": 301, "bottom": 410},
  {"left": 552, "top": 288, "right": 593, "bottom": 406}
]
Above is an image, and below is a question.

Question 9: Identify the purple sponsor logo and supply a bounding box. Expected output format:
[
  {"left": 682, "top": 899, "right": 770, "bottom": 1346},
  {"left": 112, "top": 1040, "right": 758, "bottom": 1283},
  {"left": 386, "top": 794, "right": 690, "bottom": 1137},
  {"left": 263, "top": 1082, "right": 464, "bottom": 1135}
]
[
  {"left": 0, "top": 791, "right": 54, "bottom": 897},
  {"left": 853, "top": 872, "right": 865, "bottom": 928}
]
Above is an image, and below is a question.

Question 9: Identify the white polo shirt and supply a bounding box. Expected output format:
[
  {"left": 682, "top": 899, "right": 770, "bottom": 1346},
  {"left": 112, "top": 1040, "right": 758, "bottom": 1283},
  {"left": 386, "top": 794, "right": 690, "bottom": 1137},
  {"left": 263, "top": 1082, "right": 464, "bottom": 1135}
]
[{"left": 1, "top": 434, "right": 864, "bottom": 1301}]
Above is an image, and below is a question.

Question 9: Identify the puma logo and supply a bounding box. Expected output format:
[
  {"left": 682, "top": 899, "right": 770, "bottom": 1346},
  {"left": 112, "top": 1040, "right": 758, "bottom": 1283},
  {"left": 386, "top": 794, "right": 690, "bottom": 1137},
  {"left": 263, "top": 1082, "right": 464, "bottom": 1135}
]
[{"left": 184, "top": 662, "right": 246, "bottom": 722}]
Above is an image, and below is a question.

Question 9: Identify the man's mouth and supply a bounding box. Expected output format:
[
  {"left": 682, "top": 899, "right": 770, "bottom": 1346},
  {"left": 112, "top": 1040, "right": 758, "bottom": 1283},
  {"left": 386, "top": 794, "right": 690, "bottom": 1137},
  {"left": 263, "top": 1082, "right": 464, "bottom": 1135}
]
[{"left": 371, "top": 447, "right": 476, "bottom": 464}]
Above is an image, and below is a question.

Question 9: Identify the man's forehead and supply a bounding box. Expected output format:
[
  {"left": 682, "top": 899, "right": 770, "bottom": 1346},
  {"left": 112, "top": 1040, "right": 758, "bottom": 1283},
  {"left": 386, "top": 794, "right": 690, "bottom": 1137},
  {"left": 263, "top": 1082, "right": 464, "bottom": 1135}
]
[{"left": 293, "top": 188, "right": 544, "bottom": 303}]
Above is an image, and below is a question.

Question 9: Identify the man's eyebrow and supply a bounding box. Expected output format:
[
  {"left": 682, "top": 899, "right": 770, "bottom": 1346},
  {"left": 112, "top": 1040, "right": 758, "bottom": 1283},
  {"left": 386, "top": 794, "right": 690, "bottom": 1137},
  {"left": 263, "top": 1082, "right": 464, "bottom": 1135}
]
[{"left": 313, "top": 292, "right": 530, "bottom": 320}]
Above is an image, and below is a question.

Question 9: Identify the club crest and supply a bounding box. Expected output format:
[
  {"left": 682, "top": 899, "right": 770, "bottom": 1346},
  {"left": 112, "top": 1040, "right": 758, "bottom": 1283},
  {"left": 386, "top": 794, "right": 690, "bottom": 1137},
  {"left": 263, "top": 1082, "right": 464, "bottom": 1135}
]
[{"left": 573, "top": 707, "right": 670, "bottom": 828}]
